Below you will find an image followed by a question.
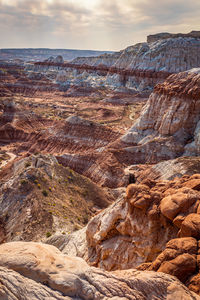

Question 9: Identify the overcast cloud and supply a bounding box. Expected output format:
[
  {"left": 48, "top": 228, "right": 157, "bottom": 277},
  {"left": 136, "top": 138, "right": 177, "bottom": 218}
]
[{"left": 0, "top": 0, "right": 199, "bottom": 50}]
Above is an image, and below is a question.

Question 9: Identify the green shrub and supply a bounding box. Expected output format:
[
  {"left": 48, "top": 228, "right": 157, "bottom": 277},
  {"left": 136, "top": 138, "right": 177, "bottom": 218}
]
[
  {"left": 25, "top": 162, "right": 31, "bottom": 168},
  {"left": 46, "top": 232, "right": 51, "bottom": 238},
  {"left": 69, "top": 197, "right": 74, "bottom": 205},
  {"left": 83, "top": 215, "right": 89, "bottom": 224},
  {"left": 20, "top": 179, "right": 28, "bottom": 185},
  {"left": 42, "top": 190, "right": 48, "bottom": 197}
]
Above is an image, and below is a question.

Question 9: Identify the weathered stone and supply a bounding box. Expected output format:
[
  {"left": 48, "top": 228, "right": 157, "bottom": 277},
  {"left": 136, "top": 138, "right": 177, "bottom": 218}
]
[
  {"left": 0, "top": 241, "right": 198, "bottom": 300},
  {"left": 180, "top": 213, "right": 200, "bottom": 239}
]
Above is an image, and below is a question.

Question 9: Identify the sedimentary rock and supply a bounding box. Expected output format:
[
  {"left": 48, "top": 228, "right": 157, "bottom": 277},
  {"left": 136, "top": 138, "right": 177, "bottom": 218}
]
[
  {"left": 28, "top": 32, "right": 200, "bottom": 92},
  {"left": 147, "top": 30, "right": 200, "bottom": 43},
  {"left": 45, "top": 55, "right": 64, "bottom": 64},
  {"left": 120, "top": 68, "right": 200, "bottom": 163},
  {"left": 84, "top": 175, "right": 200, "bottom": 272},
  {"left": 0, "top": 241, "right": 198, "bottom": 300},
  {"left": 0, "top": 154, "right": 112, "bottom": 243},
  {"left": 133, "top": 156, "right": 200, "bottom": 183}
]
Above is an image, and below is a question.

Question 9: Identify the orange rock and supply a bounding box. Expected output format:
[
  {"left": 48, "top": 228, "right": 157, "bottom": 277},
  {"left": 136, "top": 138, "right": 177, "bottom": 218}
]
[
  {"left": 160, "top": 190, "right": 198, "bottom": 221},
  {"left": 158, "top": 253, "right": 197, "bottom": 282},
  {"left": 180, "top": 213, "right": 200, "bottom": 239}
]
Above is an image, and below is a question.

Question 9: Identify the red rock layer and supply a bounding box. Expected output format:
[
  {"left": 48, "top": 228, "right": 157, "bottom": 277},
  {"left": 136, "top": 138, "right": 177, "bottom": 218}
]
[
  {"left": 154, "top": 71, "right": 200, "bottom": 100},
  {"left": 34, "top": 61, "right": 172, "bottom": 80}
]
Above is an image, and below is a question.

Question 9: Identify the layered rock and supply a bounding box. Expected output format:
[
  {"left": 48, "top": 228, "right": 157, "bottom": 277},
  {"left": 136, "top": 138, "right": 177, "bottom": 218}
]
[
  {"left": 119, "top": 68, "right": 200, "bottom": 163},
  {"left": 0, "top": 241, "right": 198, "bottom": 300},
  {"left": 147, "top": 30, "right": 200, "bottom": 43},
  {"left": 132, "top": 156, "right": 200, "bottom": 183},
  {"left": 28, "top": 32, "right": 200, "bottom": 92}
]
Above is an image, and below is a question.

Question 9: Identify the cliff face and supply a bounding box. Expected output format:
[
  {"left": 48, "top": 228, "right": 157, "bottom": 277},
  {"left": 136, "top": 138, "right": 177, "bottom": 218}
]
[
  {"left": 120, "top": 68, "right": 200, "bottom": 163},
  {"left": 29, "top": 35, "right": 200, "bottom": 93}
]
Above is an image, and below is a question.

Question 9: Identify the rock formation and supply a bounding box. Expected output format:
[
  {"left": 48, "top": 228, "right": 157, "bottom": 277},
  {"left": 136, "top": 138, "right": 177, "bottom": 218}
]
[
  {"left": 137, "top": 236, "right": 200, "bottom": 295},
  {"left": 147, "top": 30, "right": 200, "bottom": 43},
  {"left": 59, "top": 175, "right": 200, "bottom": 274},
  {"left": 0, "top": 154, "right": 112, "bottom": 243},
  {"left": 27, "top": 31, "right": 200, "bottom": 93},
  {"left": 45, "top": 174, "right": 200, "bottom": 295},
  {"left": 45, "top": 55, "right": 64, "bottom": 64},
  {"left": 119, "top": 68, "right": 200, "bottom": 164},
  {"left": 0, "top": 241, "right": 198, "bottom": 299}
]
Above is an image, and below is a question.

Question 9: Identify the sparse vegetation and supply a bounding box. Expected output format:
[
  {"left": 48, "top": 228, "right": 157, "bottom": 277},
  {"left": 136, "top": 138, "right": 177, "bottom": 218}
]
[
  {"left": 83, "top": 215, "right": 89, "bottom": 224},
  {"left": 25, "top": 161, "right": 31, "bottom": 168},
  {"left": 42, "top": 189, "right": 48, "bottom": 197},
  {"left": 69, "top": 197, "right": 74, "bottom": 205},
  {"left": 46, "top": 232, "right": 52, "bottom": 238},
  {"left": 20, "top": 179, "right": 28, "bottom": 185}
]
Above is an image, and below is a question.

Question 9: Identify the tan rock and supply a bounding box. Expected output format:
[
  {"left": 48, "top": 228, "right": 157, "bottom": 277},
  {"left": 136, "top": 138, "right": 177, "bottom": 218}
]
[
  {"left": 173, "top": 214, "right": 185, "bottom": 228},
  {"left": 121, "top": 69, "right": 200, "bottom": 163},
  {"left": 0, "top": 266, "right": 67, "bottom": 300},
  {"left": 0, "top": 241, "right": 199, "bottom": 300},
  {"left": 188, "top": 274, "right": 200, "bottom": 295}
]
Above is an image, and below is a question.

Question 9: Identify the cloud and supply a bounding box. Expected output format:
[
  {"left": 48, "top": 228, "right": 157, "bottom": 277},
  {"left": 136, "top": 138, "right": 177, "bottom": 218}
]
[{"left": 0, "top": 0, "right": 200, "bottom": 50}]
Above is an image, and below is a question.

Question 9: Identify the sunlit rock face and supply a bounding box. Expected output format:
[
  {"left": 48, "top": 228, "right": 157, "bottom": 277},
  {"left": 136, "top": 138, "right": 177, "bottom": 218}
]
[
  {"left": 27, "top": 33, "right": 200, "bottom": 93},
  {"left": 120, "top": 68, "right": 200, "bottom": 163}
]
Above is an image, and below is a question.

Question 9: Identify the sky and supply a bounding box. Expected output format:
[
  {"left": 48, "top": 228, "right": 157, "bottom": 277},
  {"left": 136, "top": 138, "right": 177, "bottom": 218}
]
[{"left": 0, "top": 0, "right": 200, "bottom": 51}]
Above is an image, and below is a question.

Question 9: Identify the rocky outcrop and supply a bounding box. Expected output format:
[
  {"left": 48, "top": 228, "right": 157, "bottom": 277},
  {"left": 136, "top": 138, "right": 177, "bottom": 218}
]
[
  {"left": 28, "top": 32, "right": 200, "bottom": 92},
  {"left": 45, "top": 55, "right": 64, "bottom": 64},
  {"left": 138, "top": 236, "right": 200, "bottom": 295},
  {"left": 147, "top": 30, "right": 200, "bottom": 43},
  {"left": 0, "top": 241, "right": 198, "bottom": 300},
  {"left": 84, "top": 175, "right": 200, "bottom": 272},
  {"left": 133, "top": 156, "right": 200, "bottom": 183},
  {"left": 119, "top": 68, "right": 200, "bottom": 164}
]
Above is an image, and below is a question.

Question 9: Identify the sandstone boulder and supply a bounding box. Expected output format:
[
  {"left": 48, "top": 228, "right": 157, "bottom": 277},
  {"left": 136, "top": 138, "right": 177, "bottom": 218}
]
[
  {"left": 160, "top": 189, "right": 199, "bottom": 220},
  {"left": 180, "top": 213, "right": 200, "bottom": 239},
  {"left": 139, "top": 237, "right": 200, "bottom": 293}
]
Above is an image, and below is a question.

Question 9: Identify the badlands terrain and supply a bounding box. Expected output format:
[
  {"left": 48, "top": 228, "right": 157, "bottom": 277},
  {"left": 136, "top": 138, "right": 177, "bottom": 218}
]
[{"left": 0, "top": 31, "right": 200, "bottom": 299}]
